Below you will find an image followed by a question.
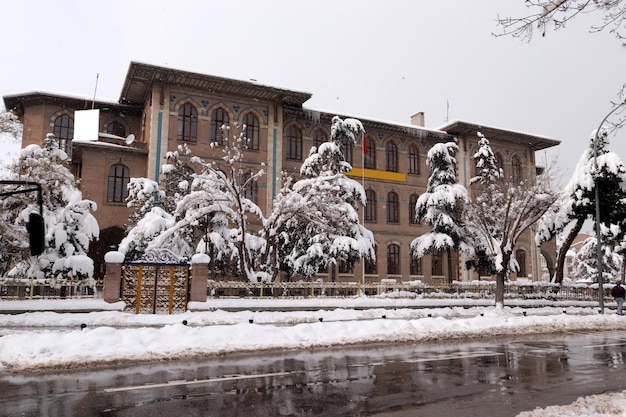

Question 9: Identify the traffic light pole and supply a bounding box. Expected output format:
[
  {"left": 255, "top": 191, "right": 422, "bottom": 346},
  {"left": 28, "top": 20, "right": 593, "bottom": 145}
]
[
  {"left": 0, "top": 181, "right": 43, "bottom": 215},
  {"left": 0, "top": 181, "right": 45, "bottom": 255}
]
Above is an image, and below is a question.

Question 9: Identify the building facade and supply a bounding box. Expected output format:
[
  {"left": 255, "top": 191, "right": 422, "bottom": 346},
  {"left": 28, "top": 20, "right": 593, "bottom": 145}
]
[{"left": 3, "top": 62, "right": 559, "bottom": 283}]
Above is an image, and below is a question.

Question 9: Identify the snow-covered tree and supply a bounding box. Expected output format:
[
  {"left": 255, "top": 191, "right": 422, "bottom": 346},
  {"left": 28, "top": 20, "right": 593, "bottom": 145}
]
[
  {"left": 576, "top": 236, "right": 623, "bottom": 283},
  {"left": 465, "top": 133, "right": 504, "bottom": 276},
  {"left": 264, "top": 116, "right": 375, "bottom": 280},
  {"left": 145, "top": 123, "right": 266, "bottom": 281},
  {"left": 410, "top": 141, "right": 473, "bottom": 283},
  {"left": 121, "top": 145, "right": 195, "bottom": 261},
  {"left": 536, "top": 128, "right": 626, "bottom": 283},
  {"left": 465, "top": 132, "right": 558, "bottom": 306},
  {"left": 0, "top": 111, "right": 22, "bottom": 140},
  {"left": 0, "top": 134, "right": 99, "bottom": 287}
]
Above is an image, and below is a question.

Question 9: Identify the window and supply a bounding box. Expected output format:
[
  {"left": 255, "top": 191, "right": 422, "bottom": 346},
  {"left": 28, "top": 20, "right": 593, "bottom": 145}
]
[
  {"left": 242, "top": 172, "right": 258, "bottom": 204},
  {"left": 177, "top": 103, "right": 197, "bottom": 142},
  {"left": 338, "top": 261, "right": 352, "bottom": 274},
  {"left": 387, "top": 191, "right": 399, "bottom": 223},
  {"left": 365, "top": 246, "right": 377, "bottom": 274},
  {"left": 365, "top": 189, "right": 376, "bottom": 222},
  {"left": 364, "top": 136, "right": 376, "bottom": 169},
  {"left": 495, "top": 152, "right": 505, "bottom": 179},
  {"left": 511, "top": 156, "right": 522, "bottom": 184},
  {"left": 409, "top": 193, "right": 418, "bottom": 224},
  {"left": 53, "top": 114, "right": 74, "bottom": 157},
  {"left": 107, "top": 120, "right": 126, "bottom": 138},
  {"left": 286, "top": 125, "right": 302, "bottom": 160},
  {"left": 313, "top": 129, "right": 327, "bottom": 150},
  {"left": 387, "top": 244, "right": 400, "bottom": 275},
  {"left": 410, "top": 256, "right": 422, "bottom": 275},
  {"left": 386, "top": 141, "right": 398, "bottom": 172},
  {"left": 432, "top": 250, "right": 443, "bottom": 276},
  {"left": 516, "top": 249, "right": 527, "bottom": 278},
  {"left": 210, "top": 107, "right": 229, "bottom": 145},
  {"left": 107, "top": 163, "right": 130, "bottom": 203},
  {"left": 342, "top": 136, "right": 353, "bottom": 165},
  {"left": 408, "top": 144, "right": 420, "bottom": 175},
  {"left": 243, "top": 113, "right": 259, "bottom": 150}
]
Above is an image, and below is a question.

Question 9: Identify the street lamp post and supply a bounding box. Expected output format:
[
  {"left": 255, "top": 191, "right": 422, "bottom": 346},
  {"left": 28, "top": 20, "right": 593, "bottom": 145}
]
[{"left": 593, "top": 101, "right": 626, "bottom": 314}]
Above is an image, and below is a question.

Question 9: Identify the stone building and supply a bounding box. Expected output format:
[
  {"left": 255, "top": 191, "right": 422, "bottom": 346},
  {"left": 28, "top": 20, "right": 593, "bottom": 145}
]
[{"left": 3, "top": 61, "right": 559, "bottom": 284}]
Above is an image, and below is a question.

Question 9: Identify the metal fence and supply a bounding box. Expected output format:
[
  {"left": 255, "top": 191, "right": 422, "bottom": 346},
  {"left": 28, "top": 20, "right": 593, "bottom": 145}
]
[
  {"left": 0, "top": 280, "right": 103, "bottom": 300},
  {"left": 206, "top": 280, "right": 607, "bottom": 302},
  {"left": 0, "top": 279, "right": 608, "bottom": 303}
]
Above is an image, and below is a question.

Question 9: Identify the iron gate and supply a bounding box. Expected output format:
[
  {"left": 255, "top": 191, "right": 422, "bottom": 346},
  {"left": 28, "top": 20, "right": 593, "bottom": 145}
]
[{"left": 121, "top": 263, "right": 190, "bottom": 314}]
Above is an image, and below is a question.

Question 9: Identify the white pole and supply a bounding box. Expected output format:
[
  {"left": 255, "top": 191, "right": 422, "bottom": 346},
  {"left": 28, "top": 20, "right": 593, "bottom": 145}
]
[{"left": 92, "top": 73, "right": 100, "bottom": 109}]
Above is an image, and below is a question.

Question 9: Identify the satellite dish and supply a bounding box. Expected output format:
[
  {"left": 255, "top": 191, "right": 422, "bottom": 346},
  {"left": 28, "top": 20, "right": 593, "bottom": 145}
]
[{"left": 125, "top": 134, "right": 135, "bottom": 145}]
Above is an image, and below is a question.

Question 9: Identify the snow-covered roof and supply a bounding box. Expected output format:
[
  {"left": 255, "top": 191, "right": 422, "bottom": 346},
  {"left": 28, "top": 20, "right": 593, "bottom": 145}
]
[
  {"left": 440, "top": 119, "right": 560, "bottom": 151},
  {"left": 120, "top": 61, "right": 313, "bottom": 107},
  {"left": 301, "top": 106, "right": 450, "bottom": 140}
]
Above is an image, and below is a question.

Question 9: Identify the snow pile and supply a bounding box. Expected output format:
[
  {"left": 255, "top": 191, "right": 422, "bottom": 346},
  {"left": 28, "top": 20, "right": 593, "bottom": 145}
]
[
  {"left": 2, "top": 306, "right": 626, "bottom": 373},
  {"left": 518, "top": 391, "right": 626, "bottom": 417},
  {"left": 1, "top": 300, "right": 626, "bottom": 416}
]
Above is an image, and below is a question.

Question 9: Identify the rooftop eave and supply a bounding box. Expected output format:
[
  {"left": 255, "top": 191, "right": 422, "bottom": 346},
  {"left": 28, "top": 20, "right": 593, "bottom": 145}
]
[
  {"left": 120, "top": 61, "right": 313, "bottom": 107},
  {"left": 295, "top": 107, "right": 452, "bottom": 141},
  {"left": 440, "top": 120, "right": 561, "bottom": 151},
  {"left": 3, "top": 91, "right": 140, "bottom": 117}
]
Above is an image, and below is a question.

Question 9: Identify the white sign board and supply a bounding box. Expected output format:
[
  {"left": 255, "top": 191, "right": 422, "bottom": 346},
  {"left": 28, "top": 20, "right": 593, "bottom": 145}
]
[{"left": 74, "top": 109, "right": 100, "bottom": 141}]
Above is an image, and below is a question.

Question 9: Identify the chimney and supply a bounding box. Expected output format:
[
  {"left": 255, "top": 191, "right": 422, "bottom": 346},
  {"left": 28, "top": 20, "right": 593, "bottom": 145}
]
[{"left": 410, "top": 111, "right": 425, "bottom": 127}]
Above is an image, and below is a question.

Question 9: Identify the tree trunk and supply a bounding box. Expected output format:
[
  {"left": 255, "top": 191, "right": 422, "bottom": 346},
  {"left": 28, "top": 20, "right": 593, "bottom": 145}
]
[
  {"left": 553, "top": 218, "right": 585, "bottom": 284},
  {"left": 495, "top": 251, "right": 511, "bottom": 307}
]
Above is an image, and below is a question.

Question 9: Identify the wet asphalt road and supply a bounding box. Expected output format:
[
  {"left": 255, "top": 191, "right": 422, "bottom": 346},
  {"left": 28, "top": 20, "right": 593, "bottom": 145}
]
[{"left": 2, "top": 330, "right": 626, "bottom": 417}]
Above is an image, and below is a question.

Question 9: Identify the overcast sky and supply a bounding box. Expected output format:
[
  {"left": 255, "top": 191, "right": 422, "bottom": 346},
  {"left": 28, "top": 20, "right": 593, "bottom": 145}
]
[{"left": 2, "top": 0, "right": 625, "bottom": 180}]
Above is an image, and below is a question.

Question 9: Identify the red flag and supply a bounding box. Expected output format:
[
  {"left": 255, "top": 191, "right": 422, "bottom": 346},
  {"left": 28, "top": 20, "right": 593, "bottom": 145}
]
[{"left": 363, "top": 136, "right": 368, "bottom": 154}]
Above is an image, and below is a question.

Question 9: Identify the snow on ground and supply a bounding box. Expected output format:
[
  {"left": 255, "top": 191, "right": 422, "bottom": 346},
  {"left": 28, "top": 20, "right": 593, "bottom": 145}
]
[{"left": 1, "top": 297, "right": 626, "bottom": 416}]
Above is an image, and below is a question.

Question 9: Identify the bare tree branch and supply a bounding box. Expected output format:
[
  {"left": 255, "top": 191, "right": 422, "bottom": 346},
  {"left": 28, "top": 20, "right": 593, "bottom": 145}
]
[{"left": 495, "top": 0, "right": 626, "bottom": 44}]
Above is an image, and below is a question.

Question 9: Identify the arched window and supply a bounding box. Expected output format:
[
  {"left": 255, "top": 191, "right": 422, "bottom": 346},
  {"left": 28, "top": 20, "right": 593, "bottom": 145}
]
[
  {"left": 313, "top": 129, "right": 327, "bottom": 150},
  {"left": 432, "top": 250, "right": 443, "bottom": 276},
  {"left": 516, "top": 249, "right": 527, "bottom": 278},
  {"left": 286, "top": 125, "right": 302, "bottom": 160},
  {"left": 210, "top": 107, "right": 229, "bottom": 145},
  {"left": 107, "top": 163, "right": 130, "bottom": 203},
  {"left": 410, "top": 256, "right": 422, "bottom": 275},
  {"left": 365, "top": 246, "right": 377, "bottom": 275},
  {"left": 242, "top": 172, "right": 258, "bottom": 204},
  {"left": 387, "top": 244, "right": 400, "bottom": 275},
  {"left": 511, "top": 156, "right": 522, "bottom": 184},
  {"left": 177, "top": 103, "right": 197, "bottom": 142},
  {"left": 409, "top": 193, "right": 419, "bottom": 224},
  {"left": 342, "top": 136, "right": 353, "bottom": 165},
  {"left": 495, "top": 152, "right": 505, "bottom": 179},
  {"left": 386, "top": 141, "right": 398, "bottom": 172},
  {"left": 387, "top": 191, "right": 399, "bottom": 223},
  {"left": 107, "top": 120, "right": 126, "bottom": 138},
  {"left": 243, "top": 112, "right": 259, "bottom": 150},
  {"left": 364, "top": 136, "right": 376, "bottom": 169},
  {"left": 53, "top": 114, "right": 74, "bottom": 157},
  {"left": 365, "top": 189, "right": 376, "bottom": 222},
  {"left": 408, "top": 144, "right": 420, "bottom": 175}
]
